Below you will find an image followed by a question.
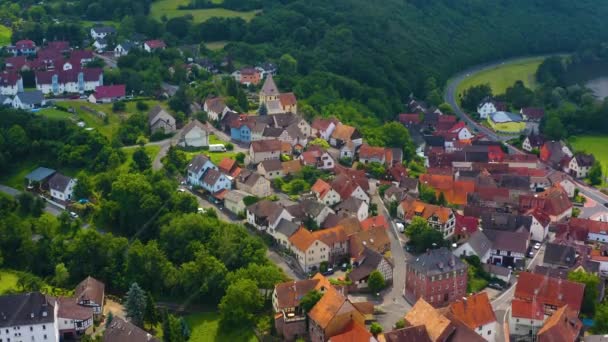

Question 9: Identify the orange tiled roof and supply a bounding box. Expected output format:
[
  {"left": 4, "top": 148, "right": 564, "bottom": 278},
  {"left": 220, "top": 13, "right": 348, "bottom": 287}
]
[
  {"left": 359, "top": 144, "right": 385, "bottom": 160},
  {"left": 537, "top": 305, "right": 581, "bottom": 342},
  {"left": 511, "top": 299, "right": 544, "bottom": 320},
  {"left": 289, "top": 226, "right": 348, "bottom": 252},
  {"left": 404, "top": 299, "right": 455, "bottom": 342},
  {"left": 420, "top": 174, "right": 475, "bottom": 205},
  {"left": 288, "top": 227, "right": 317, "bottom": 251},
  {"left": 308, "top": 287, "right": 347, "bottom": 329},
  {"left": 400, "top": 200, "right": 453, "bottom": 224},
  {"left": 331, "top": 123, "right": 356, "bottom": 141},
  {"left": 515, "top": 272, "right": 585, "bottom": 313},
  {"left": 329, "top": 320, "right": 373, "bottom": 342},
  {"left": 218, "top": 157, "right": 236, "bottom": 173},
  {"left": 312, "top": 179, "right": 332, "bottom": 199},
  {"left": 279, "top": 92, "right": 297, "bottom": 107},
  {"left": 360, "top": 215, "right": 389, "bottom": 231},
  {"left": 449, "top": 292, "right": 496, "bottom": 330},
  {"left": 282, "top": 159, "right": 302, "bottom": 174}
]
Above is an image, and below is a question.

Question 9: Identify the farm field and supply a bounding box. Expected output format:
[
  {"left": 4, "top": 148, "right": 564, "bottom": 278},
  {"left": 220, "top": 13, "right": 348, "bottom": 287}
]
[
  {"left": 205, "top": 41, "right": 230, "bottom": 51},
  {"left": 185, "top": 312, "right": 256, "bottom": 342},
  {"left": 150, "top": 0, "right": 260, "bottom": 23},
  {"left": 457, "top": 57, "right": 545, "bottom": 99}
]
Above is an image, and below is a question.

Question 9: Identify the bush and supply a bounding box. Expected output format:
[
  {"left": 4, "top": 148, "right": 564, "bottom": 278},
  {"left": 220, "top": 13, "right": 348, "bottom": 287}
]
[
  {"left": 112, "top": 101, "right": 126, "bottom": 112},
  {"left": 136, "top": 101, "right": 149, "bottom": 111},
  {"left": 225, "top": 142, "right": 234, "bottom": 151}
]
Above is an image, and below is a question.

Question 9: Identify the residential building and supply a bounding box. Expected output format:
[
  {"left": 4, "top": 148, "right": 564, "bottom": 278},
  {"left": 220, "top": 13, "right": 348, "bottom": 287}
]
[
  {"left": 330, "top": 123, "right": 362, "bottom": 148},
  {"left": 186, "top": 154, "right": 216, "bottom": 187},
  {"left": 311, "top": 118, "right": 338, "bottom": 140},
  {"left": 537, "top": 305, "right": 582, "bottom": 342},
  {"left": 200, "top": 168, "right": 231, "bottom": 193},
  {"left": 88, "top": 84, "right": 126, "bottom": 103},
  {"left": 335, "top": 197, "right": 369, "bottom": 221},
  {"left": 543, "top": 243, "right": 577, "bottom": 269},
  {"left": 522, "top": 134, "right": 545, "bottom": 152},
  {"left": 148, "top": 105, "right": 176, "bottom": 134},
  {"left": 204, "top": 97, "right": 230, "bottom": 121},
  {"left": 90, "top": 26, "right": 116, "bottom": 40},
  {"left": 477, "top": 98, "right": 506, "bottom": 119},
  {"left": 247, "top": 199, "right": 293, "bottom": 231},
  {"left": 289, "top": 226, "right": 349, "bottom": 271},
  {"left": 519, "top": 185, "right": 573, "bottom": 222},
  {"left": 56, "top": 297, "right": 93, "bottom": 339},
  {"left": 48, "top": 173, "right": 76, "bottom": 202},
  {"left": 331, "top": 174, "right": 370, "bottom": 203},
  {"left": 348, "top": 248, "right": 393, "bottom": 290},
  {"left": 566, "top": 153, "right": 595, "bottom": 178},
  {"left": 299, "top": 148, "right": 335, "bottom": 170},
  {"left": 480, "top": 211, "right": 549, "bottom": 243},
  {"left": 398, "top": 200, "right": 456, "bottom": 238},
  {"left": 358, "top": 144, "right": 386, "bottom": 164},
  {"left": 236, "top": 170, "right": 272, "bottom": 198},
  {"left": 540, "top": 141, "right": 573, "bottom": 169},
  {"left": 114, "top": 41, "right": 136, "bottom": 57},
  {"left": 514, "top": 272, "right": 585, "bottom": 315},
  {"left": 328, "top": 321, "right": 376, "bottom": 342},
  {"left": 448, "top": 292, "right": 498, "bottom": 342},
  {"left": 7, "top": 39, "right": 37, "bottom": 56},
  {"left": 103, "top": 317, "right": 159, "bottom": 342},
  {"left": 308, "top": 286, "right": 366, "bottom": 342},
  {"left": 453, "top": 230, "right": 492, "bottom": 262},
  {"left": 257, "top": 159, "right": 284, "bottom": 179},
  {"left": 250, "top": 139, "right": 282, "bottom": 164},
  {"left": 482, "top": 264, "right": 512, "bottom": 283},
  {"left": 224, "top": 189, "right": 249, "bottom": 216},
  {"left": 0, "top": 71, "right": 23, "bottom": 95},
  {"left": 12, "top": 90, "right": 46, "bottom": 110},
  {"left": 143, "top": 40, "right": 166, "bottom": 52},
  {"left": 282, "top": 159, "right": 302, "bottom": 176},
  {"left": 274, "top": 218, "right": 300, "bottom": 249},
  {"left": 233, "top": 67, "right": 261, "bottom": 85},
  {"left": 509, "top": 299, "right": 546, "bottom": 337},
  {"left": 74, "top": 276, "right": 105, "bottom": 316},
  {"left": 548, "top": 171, "right": 576, "bottom": 198},
  {"left": 484, "top": 229, "right": 529, "bottom": 269},
  {"left": 35, "top": 68, "right": 103, "bottom": 95},
  {"left": 179, "top": 120, "right": 209, "bottom": 148},
  {"left": 0, "top": 292, "right": 59, "bottom": 342},
  {"left": 287, "top": 200, "right": 335, "bottom": 227},
  {"left": 311, "top": 179, "right": 341, "bottom": 206},
  {"left": 521, "top": 107, "right": 545, "bottom": 122},
  {"left": 404, "top": 247, "right": 468, "bottom": 306}
]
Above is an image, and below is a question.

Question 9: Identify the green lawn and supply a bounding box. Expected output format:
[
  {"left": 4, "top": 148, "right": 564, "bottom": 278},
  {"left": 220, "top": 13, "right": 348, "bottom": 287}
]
[
  {"left": 205, "top": 41, "right": 230, "bottom": 51},
  {"left": 185, "top": 312, "right": 256, "bottom": 342},
  {"left": 569, "top": 135, "right": 608, "bottom": 182},
  {"left": 0, "top": 270, "right": 20, "bottom": 294},
  {"left": 38, "top": 108, "right": 74, "bottom": 120},
  {"left": 120, "top": 145, "right": 162, "bottom": 173},
  {"left": 0, "top": 24, "right": 12, "bottom": 46},
  {"left": 0, "top": 159, "right": 39, "bottom": 189},
  {"left": 150, "top": 0, "right": 260, "bottom": 23},
  {"left": 457, "top": 57, "right": 545, "bottom": 98},
  {"left": 209, "top": 134, "right": 227, "bottom": 145}
]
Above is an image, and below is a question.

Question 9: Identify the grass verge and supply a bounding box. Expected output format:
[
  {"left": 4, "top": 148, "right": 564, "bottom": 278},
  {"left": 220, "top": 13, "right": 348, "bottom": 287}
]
[
  {"left": 185, "top": 312, "right": 256, "bottom": 342},
  {"left": 150, "top": 0, "right": 260, "bottom": 23}
]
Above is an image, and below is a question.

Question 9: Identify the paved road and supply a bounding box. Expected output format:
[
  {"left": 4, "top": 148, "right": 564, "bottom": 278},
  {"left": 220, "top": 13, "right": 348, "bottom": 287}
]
[{"left": 94, "top": 53, "right": 117, "bottom": 68}]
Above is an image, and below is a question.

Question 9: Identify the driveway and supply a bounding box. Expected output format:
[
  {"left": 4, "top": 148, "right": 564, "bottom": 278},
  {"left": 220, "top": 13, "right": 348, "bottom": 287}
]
[{"left": 0, "top": 184, "right": 63, "bottom": 217}]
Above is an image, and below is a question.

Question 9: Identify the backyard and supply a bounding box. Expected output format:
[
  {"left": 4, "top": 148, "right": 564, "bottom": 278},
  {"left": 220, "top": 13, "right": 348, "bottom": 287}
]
[
  {"left": 457, "top": 57, "right": 545, "bottom": 98},
  {"left": 569, "top": 135, "right": 608, "bottom": 183},
  {"left": 185, "top": 312, "right": 257, "bottom": 342},
  {"left": 0, "top": 24, "right": 12, "bottom": 46},
  {"left": 150, "top": 0, "right": 260, "bottom": 23}
]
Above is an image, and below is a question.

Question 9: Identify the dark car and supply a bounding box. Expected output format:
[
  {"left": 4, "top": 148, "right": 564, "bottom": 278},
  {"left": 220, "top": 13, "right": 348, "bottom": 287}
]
[
  {"left": 604, "top": 203, "right": 608, "bottom": 208},
  {"left": 322, "top": 268, "right": 334, "bottom": 276},
  {"left": 488, "top": 283, "right": 504, "bottom": 290},
  {"left": 340, "top": 263, "right": 349, "bottom": 271}
]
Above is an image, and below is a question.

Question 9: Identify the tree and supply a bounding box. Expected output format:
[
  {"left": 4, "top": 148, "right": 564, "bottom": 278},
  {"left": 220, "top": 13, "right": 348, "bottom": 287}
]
[
  {"left": 258, "top": 103, "right": 268, "bottom": 116},
  {"left": 53, "top": 263, "right": 69, "bottom": 287},
  {"left": 588, "top": 161, "right": 603, "bottom": 186},
  {"left": 543, "top": 115, "right": 566, "bottom": 140},
  {"left": 368, "top": 270, "right": 386, "bottom": 293},
  {"left": 219, "top": 279, "right": 263, "bottom": 328},
  {"left": 125, "top": 282, "right": 146, "bottom": 327},
  {"left": 419, "top": 184, "right": 437, "bottom": 204},
  {"left": 113, "top": 101, "right": 127, "bottom": 112},
  {"left": 594, "top": 302, "right": 608, "bottom": 333},
  {"left": 309, "top": 138, "right": 330, "bottom": 149},
  {"left": 395, "top": 319, "right": 406, "bottom": 329},
  {"left": 370, "top": 322, "right": 383, "bottom": 337},
  {"left": 505, "top": 80, "right": 534, "bottom": 108},
  {"left": 237, "top": 90, "right": 249, "bottom": 112},
  {"left": 405, "top": 216, "right": 446, "bottom": 253},
  {"left": 279, "top": 54, "right": 298, "bottom": 76},
  {"left": 568, "top": 270, "right": 599, "bottom": 316},
  {"left": 461, "top": 84, "right": 492, "bottom": 112},
  {"left": 436, "top": 192, "right": 447, "bottom": 206},
  {"left": 235, "top": 152, "right": 246, "bottom": 164},
  {"left": 17, "top": 273, "right": 43, "bottom": 292},
  {"left": 136, "top": 101, "right": 149, "bottom": 111},
  {"left": 131, "top": 147, "right": 152, "bottom": 172},
  {"left": 300, "top": 290, "right": 323, "bottom": 313},
  {"left": 144, "top": 292, "right": 159, "bottom": 325},
  {"left": 163, "top": 312, "right": 185, "bottom": 342},
  {"left": 73, "top": 173, "right": 93, "bottom": 200}
]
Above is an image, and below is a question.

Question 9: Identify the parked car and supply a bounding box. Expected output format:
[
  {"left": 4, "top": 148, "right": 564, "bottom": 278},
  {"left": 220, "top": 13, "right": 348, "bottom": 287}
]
[
  {"left": 69, "top": 211, "right": 79, "bottom": 219},
  {"left": 322, "top": 268, "right": 334, "bottom": 276},
  {"left": 534, "top": 242, "right": 541, "bottom": 250},
  {"left": 488, "top": 283, "right": 503, "bottom": 290},
  {"left": 340, "top": 263, "right": 349, "bottom": 271},
  {"left": 395, "top": 222, "right": 405, "bottom": 232},
  {"left": 178, "top": 188, "right": 186, "bottom": 193},
  {"left": 604, "top": 203, "right": 608, "bottom": 208}
]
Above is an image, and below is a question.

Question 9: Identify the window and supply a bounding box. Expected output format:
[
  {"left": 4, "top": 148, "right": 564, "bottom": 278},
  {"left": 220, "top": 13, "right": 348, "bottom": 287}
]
[
  {"left": 488, "top": 331, "right": 491, "bottom": 335},
  {"left": 44, "top": 335, "right": 47, "bottom": 340},
  {"left": 29, "top": 327, "right": 32, "bottom": 332},
  {"left": 42, "top": 326, "right": 45, "bottom": 330},
  {"left": 516, "top": 319, "right": 520, "bottom": 323}
]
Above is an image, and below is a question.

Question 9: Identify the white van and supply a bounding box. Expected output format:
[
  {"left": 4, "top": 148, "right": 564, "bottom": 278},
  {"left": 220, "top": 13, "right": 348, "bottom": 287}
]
[{"left": 209, "top": 144, "right": 226, "bottom": 152}]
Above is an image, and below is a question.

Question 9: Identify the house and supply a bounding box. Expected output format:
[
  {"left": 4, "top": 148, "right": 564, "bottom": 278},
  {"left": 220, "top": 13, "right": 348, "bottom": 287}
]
[
  {"left": 148, "top": 105, "right": 176, "bottom": 134},
  {"left": 403, "top": 299, "right": 456, "bottom": 341},
  {"left": 0, "top": 71, "right": 23, "bottom": 95},
  {"left": 90, "top": 26, "right": 116, "bottom": 40},
  {"left": 566, "top": 153, "right": 595, "bottom": 178},
  {"left": 543, "top": 243, "right": 576, "bottom": 269},
  {"left": 224, "top": 189, "right": 249, "bottom": 216},
  {"left": 308, "top": 286, "right": 366, "bottom": 342},
  {"left": 514, "top": 272, "right": 585, "bottom": 315},
  {"left": 582, "top": 219, "right": 608, "bottom": 244},
  {"left": 348, "top": 248, "right": 393, "bottom": 291},
  {"left": 279, "top": 92, "right": 298, "bottom": 114},
  {"left": 358, "top": 144, "right": 386, "bottom": 164},
  {"left": 311, "top": 118, "right": 338, "bottom": 140},
  {"left": 178, "top": 120, "right": 210, "bottom": 148},
  {"left": 522, "top": 134, "right": 545, "bottom": 152},
  {"left": 398, "top": 113, "right": 421, "bottom": 126},
  {"left": 48, "top": 173, "right": 76, "bottom": 202},
  {"left": 339, "top": 141, "right": 356, "bottom": 160},
  {"left": 56, "top": 297, "right": 94, "bottom": 339},
  {"left": 482, "top": 263, "right": 512, "bottom": 283},
  {"left": 273, "top": 113, "right": 310, "bottom": 135},
  {"left": 114, "top": 41, "right": 136, "bottom": 57},
  {"left": 448, "top": 292, "right": 498, "bottom": 342},
  {"left": 331, "top": 174, "right": 370, "bottom": 203},
  {"left": 274, "top": 218, "right": 300, "bottom": 249},
  {"left": 236, "top": 170, "right": 272, "bottom": 197},
  {"left": 88, "top": 84, "right": 126, "bottom": 103},
  {"left": 519, "top": 186, "right": 573, "bottom": 222},
  {"left": 540, "top": 141, "right": 573, "bottom": 169},
  {"left": 521, "top": 107, "right": 545, "bottom": 122},
  {"left": 477, "top": 98, "right": 506, "bottom": 119},
  {"left": 398, "top": 200, "right": 456, "bottom": 238},
  {"left": 287, "top": 199, "right": 335, "bottom": 227},
  {"left": 349, "top": 225, "right": 391, "bottom": 258},
  {"left": 487, "top": 111, "right": 526, "bottom": 133},
  {"left": 12, "top": 90, "right": 46, "bottom": 110},
  {"left": 143, "top": 40, "right": 166, "bottom": 52},
  {"left": 0, "top": 292, "right": 59, "bottom": 342},
  {"left": 250, "top": 139, "right": 282, "bottom": 164},
  {"left": 383, "top": 326, "right": 432, "bottom": 342},
  {"left": 35, "top": 68, "right": 103, "bottom": 94},
  {"left": 453, "top": 230, "right": 491, "bottom": 262},
  {"left": 247, "top": 199, "right": 293, "bottom": 231},
  {"left": 282, "top": 159, "right": 302, "bottom": 176},
  {"left": 335, "top": 197, "right": 369, "bottom": 221},
  {"left": 259, "top": 74, "right": 298, "bottom": 114},
  {"left": 255, "top": 62, "right": 277, "bottom": 78},
  {"left": 404, "top": 247, "right": 468, "bottom": 306},
  {"left": 537, "top": 305, "right": 582, "bottom": 342},
  {"left": 454, "top": 213, "right": 479, "bottom": 240},
  {"left": 330, "top": 123, "right": 362, "bottom": 148},
  {"left": 4, "top": 56, "right": 29, "bottom": 71},
  {"left": 103, "top": 317, "right": 159, "bottom": 342},
  {"left": 74, "top": 276, "right": 105, "bottom": 315},
  {"left": 299, "top": 148, "right": 335, "bottom": 170},
  {"left": 289, "top": 226, "right": 350, "bottom": 271},
  {"left": 311, "top": 179, "right": 341, "bottom": 206},
  {"left": 7, "top": 40, "right": 37, "bottom": 56},
  {"left": 92, "top": 39, "right": 108, "bottom": 52},
  {"left": 484, "top": 229, "right": 529, "bottom": 269},
  {"left": 204, "top": 97, "right": 230, "bottom": 121},
  {"left": 186, "top": 154, "right": 216, "bottom": 186},
  {"left": 200, "top": 168, "right": 231, "bottom": 193},
  {"left": 383, "top": 185, "right": 409, "bottom": 204},
  {"left": 273, "top": 274, "right": 334, "bottom": 341},
  {"left": 257, "top": 159, "right": 285, "bottom": 180},
  {"left": 328, "top": 321, "right": 376, "bottom": 342},
  {"left": 509, "top": 299, "right": 546, "bottom": 337},
  {"left": 360, "top": 215, "right": 389, "bottom": 231},
  {"left": 233, "top": 67, "right": 261, "bottom": 85},
  {"left": 480, "top": 212, "right": 549, "bottom": 243}
]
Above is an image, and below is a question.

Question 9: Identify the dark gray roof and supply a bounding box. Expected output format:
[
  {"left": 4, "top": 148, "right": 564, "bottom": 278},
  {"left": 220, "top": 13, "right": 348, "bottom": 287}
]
[
  {"left": 16, "top": 90, "right": 44, "bottom": 105},
  {"left": 92, "top": 26, "right": 116, "bottom": 34},
  {"left": 543, "top": 243, "right": 576, "bottom": 268},
  {"left": 48, "top": 173, "right": 72, "bottom": 192},
  {"left": 482, "top": 263, "right": 511, "bottom": 277},
  {"left": 480, "top": 212, "right": 532, "bottom": 232},
  {"left": 272, "top": 113, "right": 297, "bottom": 128},
  {"left": 349, "top": 248, "right": 385, "bottom": 282},
  {"left": 238, "top": 170, "right": 265, "bottom": 187},
  {"left": 25, "top": 167, "right": 56, "bottom": 182},
  {"left": 336, "top": 197, "right": 364, "bottom": 213},
  {"left": 0, "top": 292, "right": 56, "bottom": 327},
  {"left": 533, "top": 265, "right": 569, "bottom": 279},
  {"left": 103, "top": 317, "right": 159, "bottom": 342},
  {"left": 260, "top": 159, "right": 283, "bottom": 172},
  {"left": 464, "top": 230, "right": 492, "bottom": 257},
  {"left": 262, "top": 126, "right": 283, "bottom": 138},
  {"left": 148, "top": 105, "right": 174, "bottom": 125},
  {"left": 275, "top": 218, "right": 299, "bottom": 238},
  {"left": 498, "top": 174, "right": 530, "bottom": 190},
  {"left": 117, "top": 40, "right": 135, "bottom": 51},
  {"left": 187, "top": 154, "right": 211, "bottom": 174},
  {"left": 201, "top": 168, "right": 223, "bottom": 186},
  {"left": 424, "top": 135, "right": 444, "bottom": 147},
  {"left": 409, "top": 247, "right": 467, "bottom": 275},
  {"left": 400, "top": 177, "right": 419, "bottom": 191},
  {"left": 483, "top": 229, "right": 529, "bottom": 254},
  {"left": 574, "top": 153, "right": 595, "bottom": 167}
]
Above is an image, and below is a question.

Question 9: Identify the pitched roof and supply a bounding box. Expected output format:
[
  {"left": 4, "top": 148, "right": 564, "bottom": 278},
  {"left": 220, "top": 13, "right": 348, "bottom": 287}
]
[
  {"left": 181, "top": 120, "right": 210, "bottom": 138},
  {"left": 408, "top": 247, "right": 467, "bottom": 276},
  {"left": 260, "top": 159, "right": 283, "bottom": 172},
  {"left": 48, "top": 172, "right": 73, "bottom": 193},
  {"left": 514, "top": 272, "right": 585, "bottom": 313},
  {"left": 218, "top": 157, "right": 237, "bottom": 174},
  {"left": 148, "top": 105, "right": 174, "bottom": 125},
  {"left": 56, "top": 296, "right": 93, "bottom": 320},
  {"left": 483, "top": 229, "right": 529, "bottom": 254},
  {"left": 359, "top": 144, "right": 386, "bottom": 160},
  {"left": 482, "top": 263, "right": 511, "bottom": 277},
  {"left": 251, "top": 139, "right": 282, "bottom": 153},
  {"left": 398, "top": 113, "right": 421, "bottom": 125},
  {"left": 279, "top": 92, "right": 297, "bottom": 107},
  {"left": 25, "top": 167, "right": 56, "bottom": 182},
  {"left": 331, "top": 123, "right": 357, "bottom": 141},
  {"left": 289, "top": 226, "right": 348, "bottom": 252},
  {"left": 455, "top": 214, "right": 478, "bottom": 236},
  {"left": 543, "top": 243, "right": 577, "bottom": 268},
  {"left": 360, "top": 216, "right": 389, "bottom": 231},
  {"left": 312, "top": 178, "right": 333, "bottom": 198},
  {"left": 511, "top": 298, "right": 544, "bottom": 320},
  {"left": 201, "top": 168, "right": 224, "bottom": 186},
  {"left": 247, "top": 199, "right": 283, "bottom": 219},
  {"left": 75, "top": 276, "right": 105, "bottom": 306},
  {"left": 448, "top": 292, "right": 496, "bottom": 330},
  {"left": 93, "top": 84, "right": 126, "bottom": 99},
  {"left": 282, "top": 159, "right": 302, "bottom": 174},
  {"left": 144, "top": 39, "right": 166, "bottom": 49},
  {"left": 349, "top": 226, "right": 391, "bottom": 259},
  {"left": 187, "top": 154, "right": 212, "bottom": 174},
  {"left": 521, "top": 107, "right": 545, "bottom": 120},
  {"left": 574, "top": 153, "right": 595, "bottom": 167},
  {"left": 404, "top": 299, "right": 455, "bottom": 341},
  {"left": 261, "top": 74, "right": 279, "bottom": 96},
  {"left": 537, "top": 305, "right": 582, "bottom": 342},
  {"left": 223, "top": 189, "right": 248, "bottom": 203},
  {"left": 461, "top": 230, "right": 492, "bottom": 257},
  {"left": 336, "top": 196, "right": 365, "bottom": 213},
  {"left": 383, "top": 325, "right": 431, "bottom": 342},
  {"left": 399, "top": 200, "right": 453, "bottom": 225},
  {"left": 331, "top": 174, "right": 366, "bottom": 200},
  {"left": 312, "top": 117, "right": 338, "bottom": 131},
  {"left": 348, "top": 248, "right": 386, "bottom": 282},
  {"left": 274, "top": 275, "right": 331, "bottom": 309},
  {"left": 328, "top": 320, "right": 374, "bottom": 342},
  {"left": 308, "top": 286, "right": 360, "bottom": 329},
  {"left": 275, "top": 218, "right": 300, "bottom": 238},
  {"left": 16, "top": 90, "right": 44, "bottom": 105},
  {"left": 103, "top": 317, "right": 159, "bottom": 342},
  {"left": 35, "top": 68, "right": 103, "bottom": 84},
  {"left": 519, "top": 185, "right": 572, "bottom": 217},
  {"left": 205, "top": 97, "right": 227, "bottom": 114},
  {"left": 0, "top": 292, "right": 55, "bottom": 328}
]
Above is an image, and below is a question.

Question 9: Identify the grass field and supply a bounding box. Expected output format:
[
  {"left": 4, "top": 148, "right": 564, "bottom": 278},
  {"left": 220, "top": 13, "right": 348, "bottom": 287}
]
[
  {"left": 150, "top": 0, "right": 260, "bottom": 23},
  {"left": 205, "top": 41, "right": 230, "bottom": 51},
  {"left": 38, "top": 108, "right": 74, "bottom": 120},
  {"left": 457, "top": 57, "right": 545, "bottom": 98},
  {"left": 185, "top": 312, "right": 256, "bottom": 342},
  {"left": 0, "top": 159, "right": 39, "bottom": 189},
  {"left": 120, "top": 145, "right": 162, "bottom": 173},
  {"left": 0, "top": 24, "right": 12, "bottom": 46},
  {"left": 569, "top": 135, "right": 608, "bottom": 183},
  {"left": 0, "top": 270, "right": 20, "bottom": 294}
]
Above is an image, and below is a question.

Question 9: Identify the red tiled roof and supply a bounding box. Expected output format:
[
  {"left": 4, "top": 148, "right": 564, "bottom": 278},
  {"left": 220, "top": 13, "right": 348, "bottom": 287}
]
[
  {"left": 5, "top": 56, "right": 27, "bottom": 69},
  {"left": 251, "top": 139, "right": 282, "bottom": 153},
  {"left": 360, "top": 216, "right": 388, "bottom": 231},
  {"left": 35, "top": 67, "right": 102, "bottom": 84},
  {"left": 455, "top": 214, "right": 478, "bottom": 236},
  {"left": 537, "top": 305, "right": 581, "bottom": 342},
  {"left": 312, "top": 117, "right": 339, "bottom": 131},
  {"left": 398, "top": 113, "right": 421, "bottom": 125},
  {"left": 94, "top": 85, "right": 126, "bottom": 99},
  {"left": 329, "top": 320, "right": 373, "bottom": 342},
  {"left": 145, "top": 40, "right": 166, "bottom": 49},
  {"left": 514, "top": 272, "right": 585, "bottom": 313},
  {"left": 449, "top": 292, "right": 496, "bottom": 330},
  {"left": 15, "top": 40, "right": 35, "bottom": 49},
  {"left": 279, "top": 92, "right": 297, "bottom": 107},
  {"left": 511, "top": 299, "right": 544, "bottom": 320},
  {"left": 312, "top": 179, "right": 332, "bottom": 199},
  {"left": 359, "top": 144, "right": 385, "bottom": 160},
  {"left": 0, "top": 72, "right": 21, "bottom": 87}
]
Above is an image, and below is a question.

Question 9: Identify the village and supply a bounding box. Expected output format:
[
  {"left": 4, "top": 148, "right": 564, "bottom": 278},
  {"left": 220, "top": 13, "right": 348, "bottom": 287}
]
[{"left": 1, "top": 31, "right": 608, "bottom": 342}]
